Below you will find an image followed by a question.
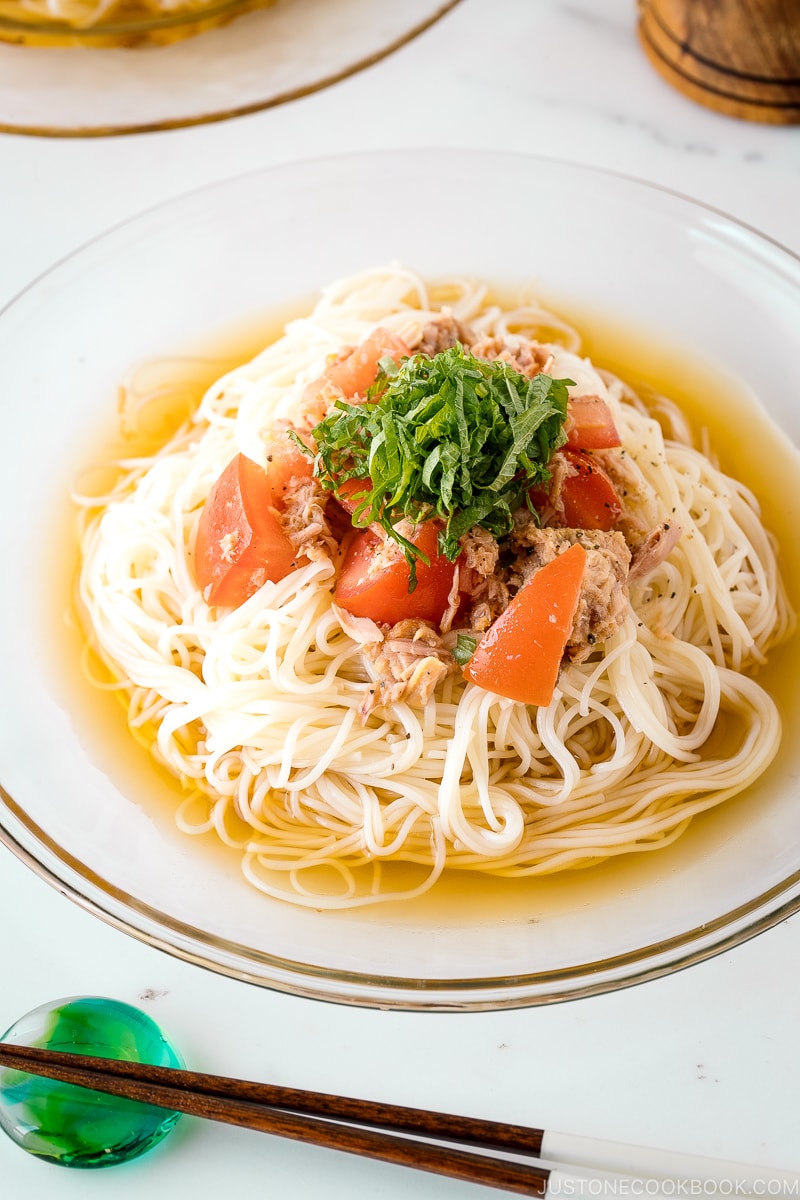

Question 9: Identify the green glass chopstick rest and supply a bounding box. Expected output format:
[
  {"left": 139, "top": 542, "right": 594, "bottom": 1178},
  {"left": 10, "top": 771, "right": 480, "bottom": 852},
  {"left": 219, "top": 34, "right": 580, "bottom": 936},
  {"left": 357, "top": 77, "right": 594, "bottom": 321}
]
[{"left": 0, "top": 996, "right": 183, "bottom": 1167}]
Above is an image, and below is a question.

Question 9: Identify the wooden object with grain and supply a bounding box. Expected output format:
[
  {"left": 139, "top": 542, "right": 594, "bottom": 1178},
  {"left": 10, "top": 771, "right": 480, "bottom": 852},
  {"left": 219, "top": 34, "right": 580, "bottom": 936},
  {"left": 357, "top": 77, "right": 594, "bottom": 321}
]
[{"left": 637, "top": 0, "right": 800, "bottom": 124}]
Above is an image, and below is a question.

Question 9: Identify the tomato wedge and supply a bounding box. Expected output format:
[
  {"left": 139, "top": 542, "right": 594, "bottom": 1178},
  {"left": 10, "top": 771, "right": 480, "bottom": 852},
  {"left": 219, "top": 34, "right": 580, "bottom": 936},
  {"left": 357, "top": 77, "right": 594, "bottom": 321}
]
[
  {"left": 262, "top": 433, "right": 313, "bottom": 506},
  {"left": 334, "top": 522, "right": 457, "bottom": 626},
  {"left": 322, "top": 327, "right": 410, "bottom": 400},
  {"left": 194, "top": 452, "right": 301, "bottom": 608},
  {"left": 324, "top": 476, "right": 381, "bottom": 542},
  {"left": 463, "top": 542, "right": 587, "bottom": 706},
  {"left": 565, "top": 395, "right": 621, "bottom": 451},
  {"left": 334, "top": 476, "right": 373, "bottom": 518},
  {"left": 561, "top": 450, "right": 621, "bottom": 531}
]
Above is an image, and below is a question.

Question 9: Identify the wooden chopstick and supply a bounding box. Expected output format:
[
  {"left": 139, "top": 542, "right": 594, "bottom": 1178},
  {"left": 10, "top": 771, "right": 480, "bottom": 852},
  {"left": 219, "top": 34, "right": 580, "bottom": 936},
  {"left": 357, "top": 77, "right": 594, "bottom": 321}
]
[
  {"left": 2, "top": 1043, "right": 798, "bottom": 1196},
  {"left": 0, "top": 1042, "right": 542, "bottom": 1152},
  {"left": 0, "top": 1044, "right": 548, "bottom": 1196}
]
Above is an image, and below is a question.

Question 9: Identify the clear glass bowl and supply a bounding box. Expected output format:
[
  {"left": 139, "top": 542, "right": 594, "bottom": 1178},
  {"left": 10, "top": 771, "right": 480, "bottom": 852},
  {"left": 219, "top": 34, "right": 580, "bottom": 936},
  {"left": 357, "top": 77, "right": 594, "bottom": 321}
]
[{"left": 0, "top": 150, "right": 798, "bottom": 1010}]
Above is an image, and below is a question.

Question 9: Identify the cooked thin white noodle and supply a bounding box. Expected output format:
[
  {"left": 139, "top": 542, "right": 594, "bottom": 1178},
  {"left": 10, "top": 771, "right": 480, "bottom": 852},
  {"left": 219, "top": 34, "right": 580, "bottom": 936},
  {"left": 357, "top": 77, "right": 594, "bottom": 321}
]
[{"left": 74, "top": 264, "right": 795, "bottom": 908}]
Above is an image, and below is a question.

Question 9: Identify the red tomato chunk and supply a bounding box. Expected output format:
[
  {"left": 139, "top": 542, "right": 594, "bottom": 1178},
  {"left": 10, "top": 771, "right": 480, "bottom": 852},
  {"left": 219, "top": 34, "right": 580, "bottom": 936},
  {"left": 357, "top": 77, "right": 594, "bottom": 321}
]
[
  {"left": 565, "top": 395, "right": 621, "bottom": 451},
  {"left": 334, "top": 522, "right": 457, "bottom": 627},
  {"left": 561, "top": 450, "right": 622, "bottom": 531},
  {"left": 194, "top": 449, "right": 308, "bottom": 608},
  {"left": 463, "top": 542, "right": 587, "bottom": 707},
  {"left": 319, "top": 327, "right": 410, "bottom": 401}
]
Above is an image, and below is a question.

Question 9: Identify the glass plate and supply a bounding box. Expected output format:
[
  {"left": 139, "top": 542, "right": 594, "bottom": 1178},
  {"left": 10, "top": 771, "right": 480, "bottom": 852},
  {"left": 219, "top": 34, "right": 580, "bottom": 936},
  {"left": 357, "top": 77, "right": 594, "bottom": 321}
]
[
  {"left": 1, "top": 149, "right": 799, "bottom": 1010},
  {"left": 0, "top": 0, "right": 460, "bottom": 136}
]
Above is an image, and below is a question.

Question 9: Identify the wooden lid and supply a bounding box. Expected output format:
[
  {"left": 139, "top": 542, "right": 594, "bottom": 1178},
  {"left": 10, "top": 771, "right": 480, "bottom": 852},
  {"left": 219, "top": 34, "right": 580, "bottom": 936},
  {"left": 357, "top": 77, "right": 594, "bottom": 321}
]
[{"left": 638, "top": 0, "right": 800, "bottom": 124}]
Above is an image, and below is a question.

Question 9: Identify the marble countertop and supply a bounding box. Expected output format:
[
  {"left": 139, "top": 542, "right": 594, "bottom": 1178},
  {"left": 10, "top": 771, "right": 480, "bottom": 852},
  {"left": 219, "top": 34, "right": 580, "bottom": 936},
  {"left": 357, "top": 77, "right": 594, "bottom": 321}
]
[{"left": 1, "top": 2, "right": 799, "bottom": 1197}]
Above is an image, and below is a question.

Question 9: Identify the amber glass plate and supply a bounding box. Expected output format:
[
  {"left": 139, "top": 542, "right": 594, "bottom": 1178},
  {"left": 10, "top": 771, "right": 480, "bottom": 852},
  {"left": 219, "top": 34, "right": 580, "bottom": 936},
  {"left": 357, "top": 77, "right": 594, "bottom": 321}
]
[{"left": 0, "top": 0, "right": 461, "bottom": 136}]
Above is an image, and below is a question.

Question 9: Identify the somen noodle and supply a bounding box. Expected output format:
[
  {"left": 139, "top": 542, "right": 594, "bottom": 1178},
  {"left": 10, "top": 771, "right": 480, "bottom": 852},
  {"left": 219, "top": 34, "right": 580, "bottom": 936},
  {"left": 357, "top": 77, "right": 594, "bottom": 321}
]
[{"left": 73, "top": 265, "right": 794, "bottom": 908}]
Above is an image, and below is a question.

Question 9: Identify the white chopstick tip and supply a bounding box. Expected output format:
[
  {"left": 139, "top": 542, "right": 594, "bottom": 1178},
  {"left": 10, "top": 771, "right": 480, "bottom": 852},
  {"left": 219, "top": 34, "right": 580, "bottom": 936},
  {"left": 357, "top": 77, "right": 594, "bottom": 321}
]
[{"left": 543, "top": 1132, "right": 800, "bottom": 1197}]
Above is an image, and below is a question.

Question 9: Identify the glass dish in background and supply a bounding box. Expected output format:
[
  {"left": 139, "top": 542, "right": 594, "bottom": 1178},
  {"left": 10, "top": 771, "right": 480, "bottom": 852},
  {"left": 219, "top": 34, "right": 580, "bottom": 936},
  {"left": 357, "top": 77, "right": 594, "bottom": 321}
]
[
  {"left": 0, "top": 0, "right": 461, "bottom": 135},
  {"left": 0, "top": 150, "right": 798, "bottom": 1010}
]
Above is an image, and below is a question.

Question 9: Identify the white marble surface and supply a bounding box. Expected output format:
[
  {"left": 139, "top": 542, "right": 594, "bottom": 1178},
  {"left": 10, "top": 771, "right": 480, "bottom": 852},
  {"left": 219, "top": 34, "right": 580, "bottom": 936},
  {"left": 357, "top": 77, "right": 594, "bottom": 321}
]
[{"left": 1, "top": 1, "right": 800, "bottom": 1197}]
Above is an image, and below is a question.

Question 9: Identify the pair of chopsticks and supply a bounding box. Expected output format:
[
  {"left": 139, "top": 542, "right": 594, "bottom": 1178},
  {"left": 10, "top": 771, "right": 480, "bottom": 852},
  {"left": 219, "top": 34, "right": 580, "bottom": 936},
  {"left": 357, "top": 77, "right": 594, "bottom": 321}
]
[{"left": 0, "top": 1043, "right": 796, "bottom": 1196}]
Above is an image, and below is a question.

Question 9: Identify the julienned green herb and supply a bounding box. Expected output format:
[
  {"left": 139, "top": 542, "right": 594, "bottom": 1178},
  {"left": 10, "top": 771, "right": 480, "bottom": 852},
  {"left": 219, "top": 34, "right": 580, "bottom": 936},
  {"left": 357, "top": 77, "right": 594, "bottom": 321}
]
[
  {"left": 452, "top": 633, "right": 478, "bottom": 667},
  {"left": 299, "top": 344, "right": 572, "bottom": 580}
]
